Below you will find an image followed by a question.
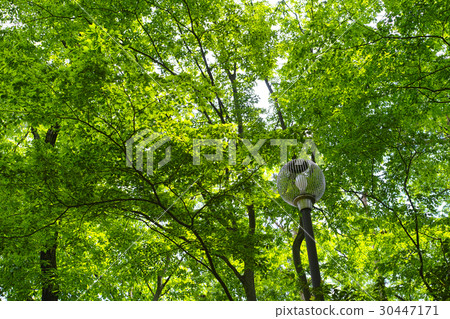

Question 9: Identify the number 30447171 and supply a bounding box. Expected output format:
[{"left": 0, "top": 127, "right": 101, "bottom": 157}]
[{"left": 379, "top": 305, "right": 438, "bottom": 316}]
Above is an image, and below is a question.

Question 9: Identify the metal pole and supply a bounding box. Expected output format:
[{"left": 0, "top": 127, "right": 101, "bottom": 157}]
[{"left": 300, "top": 207, "right": 324, "bottom": 301}]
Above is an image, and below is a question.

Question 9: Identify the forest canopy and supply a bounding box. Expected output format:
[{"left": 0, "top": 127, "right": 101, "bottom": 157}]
[{"left": 0, "top": 0, "right": 449, "bottom": 301}]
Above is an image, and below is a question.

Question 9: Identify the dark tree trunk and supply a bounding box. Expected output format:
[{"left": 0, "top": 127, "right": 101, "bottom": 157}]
[
  {"left": 242, "top": 269, "right": 256, "bottom": 301},
  {"left": 40, "top": 238, "right": 58, "bottom": 301},
  {"left": 292, "top": 220, "right": 311, "bottom": 301},
  {"left": 32, "top": 124, "right": 60, "bottom": 301},
  {"left": 264, "top": 78, "right": 286, "bottom": 130},
  {"left": 242, "top": 204, "right": 257, "bottom": 301},
  {"left": 152, "top": 275, "right": 164, "bottom": 301}
]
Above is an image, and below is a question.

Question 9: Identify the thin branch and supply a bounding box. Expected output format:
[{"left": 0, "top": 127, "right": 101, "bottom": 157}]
[{"left": 0, "top": 208, "right": 69, "bottom": 239}]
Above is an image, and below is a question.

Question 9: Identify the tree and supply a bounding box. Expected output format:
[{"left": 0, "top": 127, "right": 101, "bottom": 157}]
[{"left": 0, "top": 0, "right": 448, "bottom": 301}]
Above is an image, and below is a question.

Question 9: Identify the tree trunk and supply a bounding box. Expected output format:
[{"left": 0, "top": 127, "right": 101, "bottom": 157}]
[
  {"left": 152, "top": 275, "right": 164, "bottom": 301},
  {"left": 32, "top": 125, "right": 60, "bottom": 301},
  {"left": 40, "top": 234, "right": 58, "bottom": 301},
  {"left": 264, "top": 78, "right": 286, "bottom": 130},
  {"left": 242, "top": 204, "right": 257, "bottom": 300},
  {"left": 242, "top": 269, "right": 257, "bottom": 301},
  {"left": 292, "top": 220, "right": 311, "bottom": 301}
]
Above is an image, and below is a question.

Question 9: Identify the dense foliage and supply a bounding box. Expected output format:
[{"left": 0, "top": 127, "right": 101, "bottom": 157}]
[{"left": 0, "top": 0, "right": 448, "bottom": 301}]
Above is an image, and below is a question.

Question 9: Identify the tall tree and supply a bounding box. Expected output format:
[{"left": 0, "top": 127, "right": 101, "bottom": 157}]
[{"left": 0, "top": 0, "right": 448, "bottom": 301}]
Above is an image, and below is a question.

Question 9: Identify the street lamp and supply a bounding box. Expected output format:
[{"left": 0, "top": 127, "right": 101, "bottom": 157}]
[{"left": 277, "top": 158, "right": 326, "bottom": 300}]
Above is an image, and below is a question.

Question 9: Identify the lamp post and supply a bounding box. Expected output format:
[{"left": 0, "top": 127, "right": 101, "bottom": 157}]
[{"left": 277, "top": 158, "right": 326, "bottom": 300}]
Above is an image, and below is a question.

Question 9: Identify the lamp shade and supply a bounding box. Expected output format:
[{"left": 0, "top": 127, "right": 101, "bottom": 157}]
[{"left": 277, "top": 158, "right": 325, "bottom": 207}]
